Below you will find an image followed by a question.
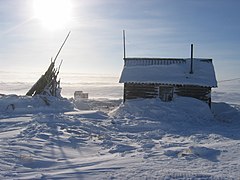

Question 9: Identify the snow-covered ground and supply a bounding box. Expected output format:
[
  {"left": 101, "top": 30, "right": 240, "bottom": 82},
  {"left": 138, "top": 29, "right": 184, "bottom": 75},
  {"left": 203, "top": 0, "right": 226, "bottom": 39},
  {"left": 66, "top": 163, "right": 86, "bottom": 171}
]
[{"left": 0, "top": 73, "right": 240, "bottom": 179}]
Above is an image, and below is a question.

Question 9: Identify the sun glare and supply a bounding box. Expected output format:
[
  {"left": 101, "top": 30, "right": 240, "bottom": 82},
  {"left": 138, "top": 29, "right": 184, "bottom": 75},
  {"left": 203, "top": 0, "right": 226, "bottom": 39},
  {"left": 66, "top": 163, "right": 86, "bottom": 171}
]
[{"left": 33, "top": 0, "right": 72, "bottom": 30}]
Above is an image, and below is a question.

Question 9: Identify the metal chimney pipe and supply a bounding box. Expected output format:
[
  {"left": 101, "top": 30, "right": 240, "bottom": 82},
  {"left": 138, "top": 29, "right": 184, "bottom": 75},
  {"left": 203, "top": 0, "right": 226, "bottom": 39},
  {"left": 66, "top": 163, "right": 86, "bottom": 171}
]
[{"left": 190, "top": 44, "right": 193, "bottom": 74}]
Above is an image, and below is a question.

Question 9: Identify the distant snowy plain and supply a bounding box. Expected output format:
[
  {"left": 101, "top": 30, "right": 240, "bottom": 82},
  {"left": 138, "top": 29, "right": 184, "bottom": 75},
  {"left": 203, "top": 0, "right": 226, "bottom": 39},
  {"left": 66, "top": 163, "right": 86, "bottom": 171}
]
[{"left": 0, "top": 72, "right": 240, "bottom": 179}]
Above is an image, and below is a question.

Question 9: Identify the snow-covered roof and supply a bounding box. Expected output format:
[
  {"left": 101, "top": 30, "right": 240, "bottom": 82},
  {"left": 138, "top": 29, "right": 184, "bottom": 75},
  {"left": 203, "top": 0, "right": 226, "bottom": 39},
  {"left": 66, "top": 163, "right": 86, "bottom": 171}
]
[{"left": 119, "top": 58, "right": 217, "bottom": 87}]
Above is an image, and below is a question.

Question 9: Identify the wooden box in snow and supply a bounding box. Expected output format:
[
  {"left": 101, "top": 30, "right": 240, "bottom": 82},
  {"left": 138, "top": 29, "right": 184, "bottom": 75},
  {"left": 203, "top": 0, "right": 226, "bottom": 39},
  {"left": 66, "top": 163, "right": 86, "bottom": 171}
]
[{"left": 74, "top": 91, "right": 88, "bottom": 100}]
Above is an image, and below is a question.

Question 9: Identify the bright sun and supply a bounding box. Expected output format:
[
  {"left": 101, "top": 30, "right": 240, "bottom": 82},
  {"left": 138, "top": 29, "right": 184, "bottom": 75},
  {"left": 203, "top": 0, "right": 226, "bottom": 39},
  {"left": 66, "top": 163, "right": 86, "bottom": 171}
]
[{"left": 33, "top": 0, "right": 72, "bottom": 30}]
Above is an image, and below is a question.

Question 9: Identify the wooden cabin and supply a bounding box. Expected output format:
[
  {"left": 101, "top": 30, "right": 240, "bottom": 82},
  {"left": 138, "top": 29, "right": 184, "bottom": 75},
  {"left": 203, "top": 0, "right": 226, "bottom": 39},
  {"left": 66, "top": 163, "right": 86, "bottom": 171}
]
[{"left": 119, "top": 57, "right": 217, "bottom": 107}]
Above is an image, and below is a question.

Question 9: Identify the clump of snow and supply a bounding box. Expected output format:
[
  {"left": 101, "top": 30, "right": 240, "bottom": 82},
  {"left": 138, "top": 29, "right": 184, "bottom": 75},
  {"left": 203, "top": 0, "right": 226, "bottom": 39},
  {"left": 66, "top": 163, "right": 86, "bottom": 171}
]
[
  {"left": 64, "top": 110, "right": 108, "bottom": 119},
  {"left": 165, "top": 146, "right": 221, "bottom": 162},
  {"left": 188, "top": 146, "right": 221, "bottom": 161},
  {"left": 110, "top": 97, "right": 214, "bottom": 126},
  {"left": 0, "top": 94, "right": 74, "bottom": 114},
  {"left": 109, "top": 144, "right": 136, "bottom": 154},
  {"left": 212, "top": 102, "right": 240, "bottom": 123},
  {"left": 72, "top": 99, "right": 91, "bottom": 110},
  {"left": 72, "top": 98, "right": 122, "bottom": 112}
]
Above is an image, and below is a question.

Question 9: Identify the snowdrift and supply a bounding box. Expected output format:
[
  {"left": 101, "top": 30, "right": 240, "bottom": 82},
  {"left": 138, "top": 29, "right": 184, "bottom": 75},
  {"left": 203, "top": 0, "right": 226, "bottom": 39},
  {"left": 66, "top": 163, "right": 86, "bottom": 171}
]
[
  {"left": 110, "top": 97, "right": 214, "bottom": 126},
  {"left": 0, "top": 94, "right": 74, "bottom": 114}
]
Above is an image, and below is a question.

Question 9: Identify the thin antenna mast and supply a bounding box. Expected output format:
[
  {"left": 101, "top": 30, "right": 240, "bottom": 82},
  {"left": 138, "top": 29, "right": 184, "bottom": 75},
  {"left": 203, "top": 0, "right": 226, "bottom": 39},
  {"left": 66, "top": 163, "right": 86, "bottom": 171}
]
[{"left": 123, "top": 30, "right": 126, "bottom": 59}]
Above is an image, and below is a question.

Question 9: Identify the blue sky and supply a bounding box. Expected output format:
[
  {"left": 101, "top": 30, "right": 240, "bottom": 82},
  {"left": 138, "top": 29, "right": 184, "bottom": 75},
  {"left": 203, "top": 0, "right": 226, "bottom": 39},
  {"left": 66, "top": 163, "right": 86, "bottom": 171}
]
[{"left": 0, "top": 0, "right": 240, "bottom": 80}]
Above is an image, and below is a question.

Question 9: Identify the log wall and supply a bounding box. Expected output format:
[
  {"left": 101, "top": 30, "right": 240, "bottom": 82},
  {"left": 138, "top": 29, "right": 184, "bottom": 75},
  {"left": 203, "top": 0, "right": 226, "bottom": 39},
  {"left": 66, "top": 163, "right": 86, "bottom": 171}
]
[
  {"left": 124, "top": 83, "right": 158, "bottom": 100},
  {"left": 123, "top": 83, "right": 212, "bottom": 106},
  {"left": 174, "top": 85, "right": 211, "bottom": 103}
]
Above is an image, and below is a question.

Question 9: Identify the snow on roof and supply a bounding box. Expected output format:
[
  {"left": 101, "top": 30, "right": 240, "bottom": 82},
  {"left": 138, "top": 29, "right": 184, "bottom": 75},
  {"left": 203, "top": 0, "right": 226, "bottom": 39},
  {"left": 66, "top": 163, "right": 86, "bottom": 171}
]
[{"left": 119, "top": 58, "right": 217, "bottom": 87}]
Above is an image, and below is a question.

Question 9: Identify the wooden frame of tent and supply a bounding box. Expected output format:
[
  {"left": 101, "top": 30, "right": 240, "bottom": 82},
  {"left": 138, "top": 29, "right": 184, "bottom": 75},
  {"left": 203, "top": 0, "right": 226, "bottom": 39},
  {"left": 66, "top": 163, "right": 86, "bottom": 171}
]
[{"left": 26, "top": 31, "right": 70, "bottom": 97}]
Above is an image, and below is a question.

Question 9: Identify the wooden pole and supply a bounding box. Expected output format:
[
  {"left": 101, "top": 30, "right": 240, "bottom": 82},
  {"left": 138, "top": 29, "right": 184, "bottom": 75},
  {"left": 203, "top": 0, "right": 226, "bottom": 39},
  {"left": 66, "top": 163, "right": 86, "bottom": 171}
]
[
  {"left": 123, "top": 30, "right": 126, "bottom": 60},
  {"left": 53, "top": 31, "right": 71, "bottom": 63},
  {"left": 190, "top": 44, "right": 193, "bottom": 74}
]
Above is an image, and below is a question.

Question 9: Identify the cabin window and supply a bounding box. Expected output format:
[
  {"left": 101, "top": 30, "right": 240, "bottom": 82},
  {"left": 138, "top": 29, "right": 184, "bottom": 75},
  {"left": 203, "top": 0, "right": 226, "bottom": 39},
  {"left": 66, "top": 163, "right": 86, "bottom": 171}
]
[{"left": 158, "top": 86, "right": 173, "bottom": 102}]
